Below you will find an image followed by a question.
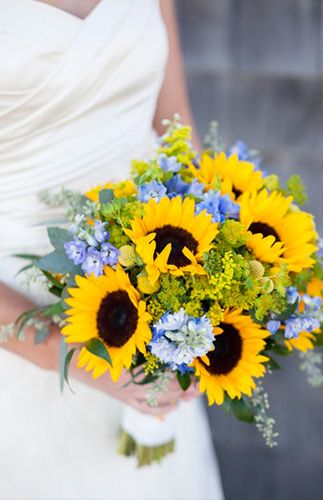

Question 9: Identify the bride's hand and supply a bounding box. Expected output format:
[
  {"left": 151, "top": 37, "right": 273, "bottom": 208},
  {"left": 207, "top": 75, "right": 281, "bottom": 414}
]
[{"left": 110, "top": 370, "right": 201, "bottom": 417}]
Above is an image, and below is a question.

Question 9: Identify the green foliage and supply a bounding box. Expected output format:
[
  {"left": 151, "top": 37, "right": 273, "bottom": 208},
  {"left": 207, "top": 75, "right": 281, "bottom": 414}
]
[
  {"left": 85, "top": 338, "right": 112, "bottom": 366},
  {"left": 101, "top": 198, "right": 143, "bottom": 227},
  {"left": 220, "top": 220, "right": 249, "bottom": 248},
  {"left": 157, "top": 275, "right": 187, "bottom": 311},
  {"left": 230, "top": 397, "right": 255, "bottom": 423},
  {"left": 147, "top": 298, "right": 167, "bottom": 321},
  {"left": 99, "top": 188, "right": 114, "bottom": 205},
  {"left": 157, "top": 115, "right": 196, "bottom": 165},
  {"left": 177, "top": 371, "right": 192, "bottom": 391},
  {"left": 286, "top": 174, "right": 308, "bottom": 205},
  {"left": 47, "top": 227, "right": 71, "bottom": 250}
]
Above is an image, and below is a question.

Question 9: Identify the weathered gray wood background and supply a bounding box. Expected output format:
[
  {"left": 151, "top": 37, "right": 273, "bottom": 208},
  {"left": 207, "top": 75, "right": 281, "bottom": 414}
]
[{"left": 176, "top": 1, "right": 323, "bottom": 499}]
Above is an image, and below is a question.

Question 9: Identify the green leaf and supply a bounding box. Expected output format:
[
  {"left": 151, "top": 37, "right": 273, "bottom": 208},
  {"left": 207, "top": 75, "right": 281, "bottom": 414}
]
[
  {"left": 37, "top": 250, "right": 79, "bottom": 274},
  {"left": 42, "top": 270, "right": 65, "bottom": 289},
  {"left": 34, "top": 326, "right": 50, "bottom": 344},
  {"left": 64, "top": 348, "right": 77, "bottom": 391},
  {"left": 99, "top": 189, "right": 114, "bottom": 205},
  {"left": 272, "top": 343, "right": 290, "bottom": 356},
  {"left": 231, "top": 397, "right": 255, "bottom": 423},
  {"left": 47, "top": 227, "right": 72, "bottom": 251},
  {"left": 177, "top": 371, "right": 192, "bottom": 391},
  {"left": 85, "top": 338, "right": 112, "bottom": 366},
  {"left": 279, "top": 298, "right": 299, "bottom": 321},
  {"left": 314, "top": 331, "right": 323, "bottom": 347},
  {"left": 265, "top": 354, "right": 281, "bottom": 370},
  {"left": 59, "top": 337, "right": 68, "bottom": 392},
  {"left": 43, "top": 302, "right": 64, "bottom": 317}
]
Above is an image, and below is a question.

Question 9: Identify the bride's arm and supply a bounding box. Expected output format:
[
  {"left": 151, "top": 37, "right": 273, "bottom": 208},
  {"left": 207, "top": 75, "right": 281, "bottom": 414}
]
[
  {"left": 0, "top": 281, "right": 199, "bottom": 414},
  {"left": 154, "top": 0, "right": 200, "bottom": 149}
]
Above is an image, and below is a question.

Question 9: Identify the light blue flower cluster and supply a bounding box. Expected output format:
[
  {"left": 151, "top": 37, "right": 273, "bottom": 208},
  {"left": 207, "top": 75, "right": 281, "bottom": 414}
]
[
  {"left": 229, "top": 140, "right": 262, "bottom": 171},
  {"left": 158, "top": 153, "right": 181, "bottom": 173},
  {"left": 149, "top": 308, "right": 215, "bottom": 368},
  {"left": 138, "top": 180, "right": 167, "bottom": 203},
  {"left": 64, "top": 220, "right": 119, "bottom": 276},
  {"left": 195, "top": 190, "right": 240, "bottom": 223},
  {"left": 266, "top": 286, "right": 322, "bottom": 339},
  {"left": 166, "top": 175, "right": 204, "bottom": 198}
]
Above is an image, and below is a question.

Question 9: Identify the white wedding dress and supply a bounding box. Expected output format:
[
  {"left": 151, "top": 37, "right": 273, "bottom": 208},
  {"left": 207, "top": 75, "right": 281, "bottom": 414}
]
[{"left": 0, "top": 1, "right": 224, "bottom": 499}]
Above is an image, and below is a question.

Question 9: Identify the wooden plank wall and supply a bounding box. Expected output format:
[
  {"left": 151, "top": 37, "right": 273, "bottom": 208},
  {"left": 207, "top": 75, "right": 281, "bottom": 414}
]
[{"left": 175, "top": 1, "right": 323, "bottom": 499}]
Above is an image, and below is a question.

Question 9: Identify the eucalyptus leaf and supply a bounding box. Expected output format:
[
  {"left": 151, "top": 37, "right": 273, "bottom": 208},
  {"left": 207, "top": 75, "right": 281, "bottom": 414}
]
[
  {"left": 13, "top": 253, "right": 41, "bottom": 261},
  {"left": 37, "top": 250, "right": 79, "bottom": 274},
  {"left": 231, "top": 397, "right": 255, "bottom": 423},
  {"left": 34, "top": 326, "right": 50, "bottom": 345},
  {"left": 99, "top": 189, "right": 114, "bottom": 205},
  {"left": 85, "top": 338, "right": 112, "bottom": 366},
  {"left": 47, "top": 227, "right": 72, "bottom": 251}
]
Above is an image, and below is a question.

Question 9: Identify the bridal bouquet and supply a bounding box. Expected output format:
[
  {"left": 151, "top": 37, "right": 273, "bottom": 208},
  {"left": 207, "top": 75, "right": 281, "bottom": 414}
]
[{"left": 14, "top": 117, "right": 323, "bottom": 465}]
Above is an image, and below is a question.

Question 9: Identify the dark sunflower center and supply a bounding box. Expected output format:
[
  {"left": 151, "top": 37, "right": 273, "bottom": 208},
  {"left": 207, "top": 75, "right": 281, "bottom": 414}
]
[
  {"left": 249, "top": 222, "right": 280, "bottom": 241},
  {"left": 153, "top": 224, "right": 198, "bottom": 267},
  {"left": 232, "top": 186, "right": 242, "bottom": 198},
  {"left": 201, "top": 322, "right": 243, "bottom": 375},
  {"left": 96, "top": 290, "right": 138, "bottom": 348}
]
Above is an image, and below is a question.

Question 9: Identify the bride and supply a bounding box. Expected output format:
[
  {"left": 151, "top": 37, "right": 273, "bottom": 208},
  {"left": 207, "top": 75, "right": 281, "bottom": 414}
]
[{"left": 0, "top": 1, "right": 224, "bottom": 499}]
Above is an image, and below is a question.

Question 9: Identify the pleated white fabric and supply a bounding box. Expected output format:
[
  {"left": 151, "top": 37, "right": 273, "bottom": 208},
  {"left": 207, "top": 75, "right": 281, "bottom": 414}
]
[{"left": 0, "top": 1, "right": 224, "bottom": 498}]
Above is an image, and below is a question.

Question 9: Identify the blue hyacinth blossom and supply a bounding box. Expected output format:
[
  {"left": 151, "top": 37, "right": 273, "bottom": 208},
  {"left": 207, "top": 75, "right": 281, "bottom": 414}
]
[{"left": 150, "top": 308, "right": 215, "bottom": 366}]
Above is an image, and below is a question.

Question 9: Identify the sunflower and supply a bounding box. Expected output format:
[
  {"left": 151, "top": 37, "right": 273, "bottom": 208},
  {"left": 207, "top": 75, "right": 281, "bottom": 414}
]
[
  {"left": 239, "top": 189, "right": 318, "bottom": 272},
  {"left": 86, "top": 180, "right": 136, "bottom": 202},
  {"left": 194, "top": 309, "right": 269, "bottom": 405},
  {"left": 285, "top": 331, "right": 316, "bottom": 352},
  {"left": 189, "top": 152, "right": 264, "bottom": 199},
  {"left": 125, "top": 196, "right": 218, "bottom": 284},
  {"left": 62, "top": 266, "right": 152, "bottom": 381}
]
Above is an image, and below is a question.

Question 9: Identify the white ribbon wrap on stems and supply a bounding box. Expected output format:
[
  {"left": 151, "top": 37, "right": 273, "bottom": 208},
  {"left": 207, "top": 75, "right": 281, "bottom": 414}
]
[{"left": 121, "top": 405, "right": 177, "bottom": 446}]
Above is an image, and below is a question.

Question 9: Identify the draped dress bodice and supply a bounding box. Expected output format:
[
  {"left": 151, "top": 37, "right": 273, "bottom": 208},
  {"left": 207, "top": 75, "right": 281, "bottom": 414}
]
[
  {"left": 0, "top": 0, "right": 168, "bottom": 252},
  {"left": 0, "top": 3, "right": 224, "bottom": 499}
]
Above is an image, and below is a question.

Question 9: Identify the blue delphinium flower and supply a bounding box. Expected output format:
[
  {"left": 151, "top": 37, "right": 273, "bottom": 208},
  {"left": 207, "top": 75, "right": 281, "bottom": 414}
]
[
  {"left": 196, "top": 190, "right": 240, "bottom": 223},
  {"left": 64, "top": 239, "right": 87, "bottom": 266},
  {"left": 286, "top": 286, "right": 300, "bottom": 304},
  {"left": 94, "top": 221, "right": 109, "bottom": 243},
  {"left": 196, "top": 190, "right": 222, "bottom": 222},
  {"left": 166, "top": 174, "right": 189, "bottom": 197},
  {"left": 138, "top": 180, "right": 167, "bottom": 203},
  {"left": 266, "top": 320, "right": 281, "bottom": 335},
  {"left": 158, "top": 153, "right": 181, "bottom": 173},
  {"left": 166, "top": 175, "right": 205, "bottom": 199},
  {"left": 219, "top": 194, "right": 240, "bottom": 220},
  {"left": 229, "top": 140, "right": 250, "bottom": 161},
  {"left": 100, "top": 242, "right": 119, "bottom": 266},
  {"left": 150, "top": 308, "right": 214, "bottom": 366},
  {"left": 186, "top": 179, "right": 205, "bottom": 198},
  {"left": 81, "top": 248, "right": 103, "bottom": 277},
  {"left": 228, "top": 140, "right": 266, "bottom": 173},
  {"left": 268, "top": 290, "right": 322, "bottom": 339}
]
